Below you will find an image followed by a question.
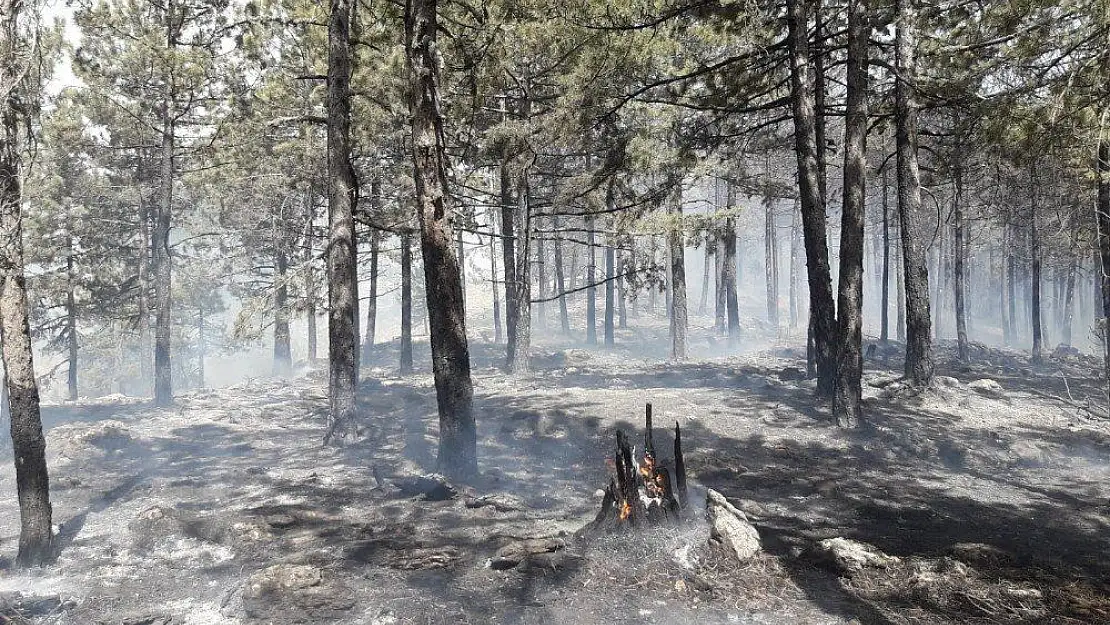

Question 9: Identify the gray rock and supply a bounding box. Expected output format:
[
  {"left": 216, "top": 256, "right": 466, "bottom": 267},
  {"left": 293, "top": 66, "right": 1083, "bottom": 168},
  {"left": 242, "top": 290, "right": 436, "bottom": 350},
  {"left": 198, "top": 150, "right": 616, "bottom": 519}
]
[
  {"left": 391, "top": 473, "right": 457, "bottom": 501},
  {"left": 805, "top": 537, "right": 899, "bottom": 576},
  {"left": 705, "top": 489, "right": 761, "bottom": 561},
  {"left": 934, "top": 376, "right": 961, "bottom": 388},
  {"left": 968, "top": 379, "right": 1007, "bottom": 400},
  {"left": 244, "top": 565, "right": 322, "bottom": 599}
]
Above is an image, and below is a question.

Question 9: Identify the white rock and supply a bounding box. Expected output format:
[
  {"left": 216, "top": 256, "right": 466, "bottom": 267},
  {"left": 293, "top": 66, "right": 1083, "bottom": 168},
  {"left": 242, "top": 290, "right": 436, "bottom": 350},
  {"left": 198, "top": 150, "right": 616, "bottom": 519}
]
[
  {"left": 806, "top": 537, "right": 899, "bottom": 575},
  {"left": 705, "top": 489, "right": 761, "bottom": 561},
  {"left": 968, "top": 379, "right": 1007, "bottom": 400}
]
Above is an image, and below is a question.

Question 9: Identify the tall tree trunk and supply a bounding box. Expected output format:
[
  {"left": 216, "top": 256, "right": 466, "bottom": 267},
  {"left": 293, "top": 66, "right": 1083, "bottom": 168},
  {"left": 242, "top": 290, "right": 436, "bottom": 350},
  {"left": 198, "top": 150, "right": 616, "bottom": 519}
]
[
  {"left": 1099, "top": 137, "right": 1110, "bottom": 408},
  {"left": 954, "top": 161, "right": 969, "bottom": 362},
  {"left": 303, "top": 189, "right": 318, "bottom": 362},
  {"left": 325, "top": 0, "right": 359, "bottom": 441},
  {"left": 895, "top": 0, "right": 933, "bottom": 386},
  {"left": 153, "top": 0, "right": 176, "bottom": 407},
  {"left": 832, "top": 0, "right": 868, "bottom": 427},
  {"left": 406, "top": 0, "right": 477, "bottom": 478},
  {"left": 1030, "top": 165, "right": 1043, "bottom": 363},
  {"left": 723, "top": 218, "right": 740, "bottom": 346},
  {"left": 489, "top": 206, "right": 503, "bottom": 343},
  {"left": 881, "top": 161, "right": 891, "bottom": 343},
  {"left": 274, "top": 248, "right": 292, "bottom": 376},
  {"left": 896, "top": 234, "right": 906, "bottom": 342},
  {"left": 1063, "top": 219, "right": 1078, "bottom": 346},
  {"left": 618, "top": 249, "right": 628, "bottom": 329},
  {"left": 789, "top": 208, "right": 800, "bottom": 329},
  {"left": 508, "top": 170, "right": 532, "bottom": 374},
  {"left": 669, "top": 191, "right": 688, "bottom": 360},
  {"left": 500, "top": 159, "right": 518, "bottom": 357},
  {"left": 66, "top": 215, "right": 77, "bottom": 401},
  {"left": 765, "top": 198, "right": 779, "bottom": 327},
  {"left": 604, "top": 243, "right": 615, "bottom": 346},
  {"left": 700, "top": 245, "right": 712, "bottom": 316},
  {"left": 365, "top": 228, "right": 380, "bottom": 357},
  {"left": 457, "top": 227, "right": 466, "bottom": 311},
  {"left": 535, "top": 221, "right": 546, "bottom": 330},
  {"left": 787, "top": 0, "right": 837, "bottom": 396},
  {"left": 1006, "top": 223, "right": 1018, "bottom": 344},
  {"left": 197, "top": 305, "right": 205, "bottom": 387},
  {"left": 715, "top": 235, "right": 726, "bottom": 333},
  {"left": 400, "top": 231, "right": 414, "bottom": 374},
  {"left": 1, "top": 0, "right": 53, "bottom": 563},
  {"left": 553, "top": 215, "right": 570, "bottom": 334},
  {"left": 586, "top": 214, "right": 597, "bottom": 344}
]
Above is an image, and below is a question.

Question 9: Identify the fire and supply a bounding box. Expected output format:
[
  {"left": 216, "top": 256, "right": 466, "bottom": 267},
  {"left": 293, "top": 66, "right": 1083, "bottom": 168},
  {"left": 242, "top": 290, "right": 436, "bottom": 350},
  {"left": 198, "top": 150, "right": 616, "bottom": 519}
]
[{"left": 619, "top": 500, "right": 632, "bottom": 521}]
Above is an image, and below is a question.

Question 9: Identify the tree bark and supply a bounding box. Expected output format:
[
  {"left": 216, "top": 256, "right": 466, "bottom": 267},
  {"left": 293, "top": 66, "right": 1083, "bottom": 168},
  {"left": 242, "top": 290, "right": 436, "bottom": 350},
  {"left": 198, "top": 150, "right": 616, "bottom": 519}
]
[
  {"left": 1063, "top": 218, "right": 1078, "bottom": 346},
  {"left": 405, "top": 0, "right": 477, "bottom": 478},
  {"left": 618, "top": 249, "right": 628, "bottom": 329},
  {"left": 787, "top": 0, "right": 837, "bottom": 396},
  {"left": 881, "top": 161, "right": 891, "bottom": 342},
  {"left": 1030, "top": 165, "right": 1043, "bottom": 363},
  {"left": 586, "top": 214, "right": 597, "bottom": 344},
  {"left": 715, "top": 235, "right": 726, "bottom": 333},
  {"left": 895, "top": 0, "right": 934, "bottom": 386},
  {"left": 954, "top": 161, "right": 969, "bottom": 362},
  {"left": 508, "top": 169, "right": 532, "bottom": 374},
  {"left": 669, "top": 192, "right": 688, "bottom": 360},
  {"left": 789, "top": 208, "right": 800, "bottom": 329},
  {"left": 365, "top": 228, "right": 380, "bottom": 357},
  {"left": 1099, "top": 137, "right": 1110, "bottom": 408},
  {"left": 553, "top": 215, "right": 570, "bottom": 335},
  {"left": 303, "top": 189, "right": 318, "bottom": 362},
  {"left": 197, "top": 305, "right": 205, "bottom": 387},
  {"left": 500, "top": 159, "right": 518, "bottom": 356},
  {"left": 489, "top": 206, "right": 503, "bottom": 343},
  {"left": 274, "top": 248, "right": 292, "bottom": 376},
  {"left": 400, "top": 230, "right": 414, "bottom": 374},
  {"left": 832, "top": 0, "right": 868, "bottom": 427},
  {"left": 1006, "top": 223, "right": 1018, "bottom": 344},
  {"left": 1, "top": 0, "right": 53, "bottom": 563},
  {"left": 153, "top": 0, "right": 176, "bottom": 407},
  {"left": 765, "top": 198, "right": 779, "bottom": 327},
  {"left": 723, "top": 219, "right": 740, "bottom": 346},
  {"left": 604, "top": 243, "right": 615, "bottom": 346},
  {"left": 325, "top": 0, "right": 360, "bottom": 441}
]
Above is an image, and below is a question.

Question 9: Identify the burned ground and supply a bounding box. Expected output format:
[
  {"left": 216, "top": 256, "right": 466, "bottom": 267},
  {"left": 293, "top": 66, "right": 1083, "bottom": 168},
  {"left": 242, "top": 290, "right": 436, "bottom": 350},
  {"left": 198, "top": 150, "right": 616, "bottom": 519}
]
[{"left": 1, "top": 325, "right": 1108, "bottom": 624}]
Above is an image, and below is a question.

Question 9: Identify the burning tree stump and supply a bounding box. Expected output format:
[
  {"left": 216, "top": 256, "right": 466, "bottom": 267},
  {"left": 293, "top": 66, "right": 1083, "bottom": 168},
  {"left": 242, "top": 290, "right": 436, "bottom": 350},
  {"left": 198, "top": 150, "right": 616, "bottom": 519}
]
[{"left": 584, "top": 404, "right": 689, "bottom": 532}]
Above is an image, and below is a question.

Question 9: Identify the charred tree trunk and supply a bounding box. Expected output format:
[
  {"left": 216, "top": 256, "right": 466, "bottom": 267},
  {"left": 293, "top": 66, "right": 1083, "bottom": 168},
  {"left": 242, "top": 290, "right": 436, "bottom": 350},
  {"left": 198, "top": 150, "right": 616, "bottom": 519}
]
[
  {"left": 1099, "top": 137, "right": 1110, "bottom": 407},
  {"left": 406, "top": 0, "right": 477, "bottom": 478},
  {"left": 508, "top": 170, "right": 532, "bottom": 374},
  {"left": 832, "top": 0, "right": 868, "bottom": 428},
  {"left": 881, "top": 160, "right": 891, "bottom": 343},
  {"left": 1, "top": 0, "right": 54, "bottom": 563},
  {"left": 303, "top": 189, "right": 319, "bottom": 362},
  {"left": 896, "top": 234, "right": 906, "bottom": 342},
  {"left": 895, "top": 0, "right": 934, "bottom": 386},
  {"left": 587, "top": 215, "right": 598, "bottom": 344},
  {"left": 618, "top": 250, "right": 628, "bottom": 329},
  {"left": 953, "top": 162, "right": 969, "bottom": 363},
  {"left": 325, "top": 0, "right": 359, "bottom": 442},
  {"left": 197, "top": 305, "right": 205, "bottom": 387},
  {"left": 1030, "top": 166, "right": 1044, "bottom": 363},
  {"left": 489, "top": 207, "right": 503, "bottom": 344},
  {"left": 723, "top": 219, "right": 740, "bottom": 346},
  {"left": 400, "top": 230, "right": 414, "bottom": 374},
  {"left": 365, "top": 228, "right": 380, "bottom": 357},
  {"left": 789, "top": 207, "right": 800, "bottom": 329},
  {"left": 605, "top": 243, "right": 615, "bottom": 346},
  {"left": 457, "top": 227, "right": 466, "bottom": 311},
  {"left": 274, "top": 248, "right": 292, "bottom": 376},
  {"left": 765, "top": 199, "right": 779, "bottom": 328},
  {"left": 1063, "top": 220, "right": 1078, "bottom": 346},
  {"left": 554, "top": 216, "right": 570, "bottom": 335},
  {"left": 153, "top": 1, "right": 176, "bottom": 407},
  {"left": 669, "top": 193, "right": 688, "bottom": 360},
  {"left": 536, "top": 221, "right": 547, "bottom": 330},
  {"left": 700, "top": 239, "right": 713, "bottom": 315},
  {"left": 714, "top": 236, "right": 726, "bottom": 333},
  {"left": 787, "top": 0, "right": 837, "bottom": 396},
  {"left": 500, "top": 159, "right": 518, "bottom": 358}
]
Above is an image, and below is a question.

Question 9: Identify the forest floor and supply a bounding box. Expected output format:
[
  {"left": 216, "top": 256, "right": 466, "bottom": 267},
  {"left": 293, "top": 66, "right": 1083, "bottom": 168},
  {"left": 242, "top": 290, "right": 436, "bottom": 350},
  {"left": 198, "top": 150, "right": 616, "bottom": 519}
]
[{"left": 1, "top": 320, "right": 1109, "bottom": 624}]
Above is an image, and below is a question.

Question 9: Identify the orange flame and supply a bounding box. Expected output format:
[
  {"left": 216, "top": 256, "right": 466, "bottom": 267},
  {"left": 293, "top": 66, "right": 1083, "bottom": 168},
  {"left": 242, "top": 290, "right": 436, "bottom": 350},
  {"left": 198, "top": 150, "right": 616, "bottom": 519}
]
[{"left": 619, "top": 500, "right": 632, "bottom": 521}]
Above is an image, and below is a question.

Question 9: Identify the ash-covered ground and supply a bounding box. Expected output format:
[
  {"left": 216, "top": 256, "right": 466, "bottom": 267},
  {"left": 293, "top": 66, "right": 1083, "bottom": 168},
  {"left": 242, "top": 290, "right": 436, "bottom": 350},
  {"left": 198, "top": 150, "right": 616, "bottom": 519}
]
[{"left": 2, "top": 322, "right": 1109, "bottom": 624}]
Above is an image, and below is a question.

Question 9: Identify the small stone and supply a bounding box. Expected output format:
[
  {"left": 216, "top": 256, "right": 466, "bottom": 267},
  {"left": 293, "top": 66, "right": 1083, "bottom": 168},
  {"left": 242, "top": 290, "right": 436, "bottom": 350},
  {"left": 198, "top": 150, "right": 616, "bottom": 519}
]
[
  {"left": 705, "top": 489, "right": 761, "bottom": 561},
  {"left": 489, "top": 538, "right": 565, "bottom": 571},
  {"left": 674, "top": 579, "right": 687, "bottom": 592},
  {"left": 805, "top": 537, "right": 899, "bottom": 576},
  {"left": 934, "top": 376, "right": 960, "bottom": 388},
  {"left": 968, "top": 379, "right": 1007, "bottom": 400},
  {"left": 244, "top": 564, "right": 322, "bottom": 600}
]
